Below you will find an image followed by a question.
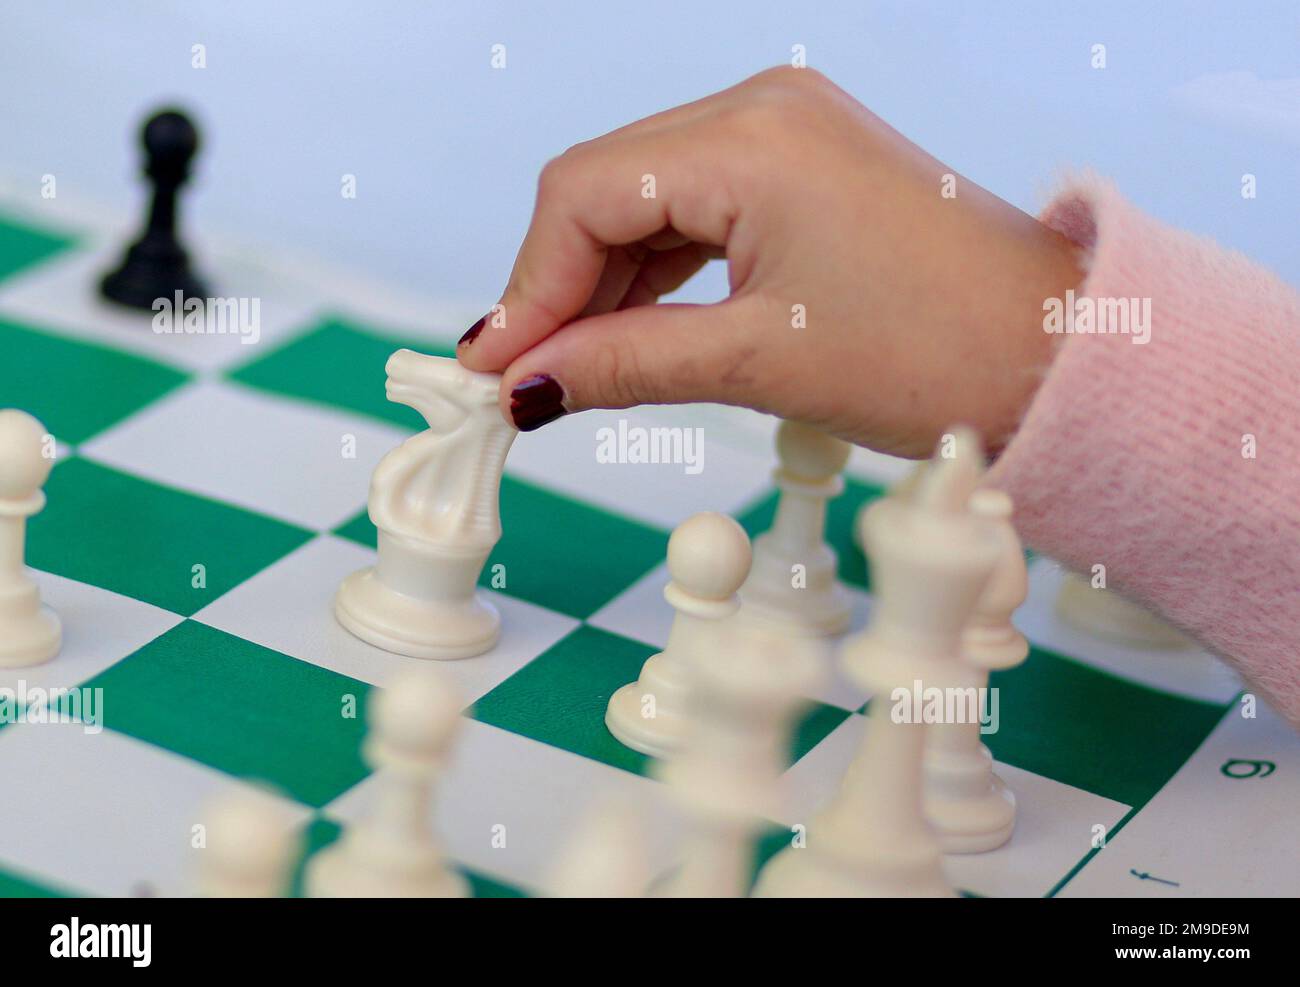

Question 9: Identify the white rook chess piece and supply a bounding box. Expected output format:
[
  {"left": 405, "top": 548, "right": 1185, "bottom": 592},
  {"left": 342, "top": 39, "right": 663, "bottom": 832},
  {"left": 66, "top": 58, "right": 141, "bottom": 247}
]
[
  {"left": 740, "top": 420, "right": 852, "bottom": 636},
  {"left": 335, "top": 350, "right": 517, "bottom": 660},
  {"left": 754, "top": 428, "right": 998, "bottom": 897},
  {"left": 605, "top": 512, "right": 752, "bottom": 758},
  {"left": 306, "top": 668, "right": 468, "bottom": 898},
  {"left": 0, "top": 409, "right": 60, "bottom": 668},
  {"left": 924, "top": 488, "right": 1029, "bottom": 853},
  {"left": 658, "top": 618, "right": 822, "bottom": 898},
  {"left": 196, "top": 787, "right": 301, "bottom": 898}
]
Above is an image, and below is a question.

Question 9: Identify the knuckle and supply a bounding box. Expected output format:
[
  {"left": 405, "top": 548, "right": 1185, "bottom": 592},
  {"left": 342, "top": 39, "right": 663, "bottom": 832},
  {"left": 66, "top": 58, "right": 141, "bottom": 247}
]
[{"left": 597, "top": 338, "right": 653, "bottom": 408}]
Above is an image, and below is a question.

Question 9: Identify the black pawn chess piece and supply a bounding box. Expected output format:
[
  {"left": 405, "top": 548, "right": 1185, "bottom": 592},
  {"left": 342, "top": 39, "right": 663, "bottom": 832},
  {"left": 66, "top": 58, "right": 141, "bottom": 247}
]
[{"left": 100, "top": 108, "right": 210, "bottom": 311}]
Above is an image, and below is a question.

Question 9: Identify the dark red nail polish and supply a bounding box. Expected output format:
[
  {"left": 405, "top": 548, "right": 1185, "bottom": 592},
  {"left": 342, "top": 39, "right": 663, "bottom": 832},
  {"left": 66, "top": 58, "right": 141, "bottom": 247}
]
[
  {"left": 458, "top": 316, "right": 486, "bottom": 347},
  {"left": 510, "top": 374, "right": 566, "bottom": 431}
]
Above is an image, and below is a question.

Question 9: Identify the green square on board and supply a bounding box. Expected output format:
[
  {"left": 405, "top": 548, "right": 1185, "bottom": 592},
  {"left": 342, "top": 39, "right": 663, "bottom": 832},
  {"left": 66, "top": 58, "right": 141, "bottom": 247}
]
[
  {"left": 0, "top": 213, "right": 76, "bottom": 283},
  {"left": 85, "top": 621, "right": 371, "bottom": 808},
  {"left": 0, "top": 317, "right": 188, "bottom": 445},
  {"left": 336, "top": 474, "right": 670, "bottom": 620},
  {"left": 985, "top": 645, "right": 1228, "bottom": 809},
  {"left": 27, "top": 457, "right": 313, "bottom": 616},
  {"left": 0, "top": 863, "right": 66, "bottom": 898},
  {"left": 228, "top": 315, "right": 455, "bottom": 430},
  {"left": 473, "top": 625, "right": 850, "bottom": 779},
  {"left": 472, "top": 625, "right": 658, "bottom": 776}
]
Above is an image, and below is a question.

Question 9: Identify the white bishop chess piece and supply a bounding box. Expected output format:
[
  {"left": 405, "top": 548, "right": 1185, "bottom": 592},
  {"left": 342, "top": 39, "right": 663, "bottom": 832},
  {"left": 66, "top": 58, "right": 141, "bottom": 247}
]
[
  {"left": 924, "top": 488, "right": 1029, "bottom": 853},
  {"left": 753, "top": 428, "right": 1000, "bottom": 897},
  {"left": 0, "top": 409, "right": 61, "bottom": 668},
  {"left": 335, "top": 350, "right": 517, "bottom": 660},
  {"left": 740, "top": 420, "right": 853, "bottom": 637},
  {"left": 606, "top": 511, "right": 752, "bottom": 758},
  {"left": 306, "top": 668, "right": 468, "bottom": 898}
]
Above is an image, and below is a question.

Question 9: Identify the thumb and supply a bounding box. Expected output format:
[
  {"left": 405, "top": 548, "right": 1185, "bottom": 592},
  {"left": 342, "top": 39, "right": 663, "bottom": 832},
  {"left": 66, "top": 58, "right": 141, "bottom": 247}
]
[{"left": 499, "top": 297, "right": 771, "bottom": 431}]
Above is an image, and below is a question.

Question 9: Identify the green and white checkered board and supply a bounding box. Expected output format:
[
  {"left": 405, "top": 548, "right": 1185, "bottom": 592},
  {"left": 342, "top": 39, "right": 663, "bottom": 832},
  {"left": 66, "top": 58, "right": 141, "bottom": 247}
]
[{"left": 0, "top": 199, "right": 1295, "bottom": 899}]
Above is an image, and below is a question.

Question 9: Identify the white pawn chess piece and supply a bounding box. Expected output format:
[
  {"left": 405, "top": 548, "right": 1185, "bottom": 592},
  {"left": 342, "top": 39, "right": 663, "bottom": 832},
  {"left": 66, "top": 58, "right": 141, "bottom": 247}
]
[
  {"left": 924, "top": 488, "right": 1029, "bottom": 853},
  {"left": 754, "top": 428, "right": 997, "bottom": 897},
  {"left": 335, "top": 350, "right": 517, "bottom": 660},
  {"left": 306, "top": 668, "right": 468, "bottom": 898},
  {"left": 545, "top": 798, "right": 652, "bottom": 898},
  {"left": 1055, "top": 570, "right": 1193, "bottom": 649},
  {"left": 196, "top": 787, "right": 301, "bottom": 897},
  {"left": 657, "top": 618, "right": 823, "bottom": 897},
  {"left": 606, "top": 512, "right": 752, "bottom": 758},
  {"left": 740, "top": 420, "right": 852, "bottom": 636},
  {"left": 0, "top": 409, "right": 60, "bottom": 668}
]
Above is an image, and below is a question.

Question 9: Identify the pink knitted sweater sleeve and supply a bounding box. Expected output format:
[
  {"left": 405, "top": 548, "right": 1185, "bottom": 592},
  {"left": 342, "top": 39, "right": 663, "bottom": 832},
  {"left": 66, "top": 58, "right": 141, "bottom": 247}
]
[{"left": 986, "top": 177, "right": 1300, "bottom": 727}]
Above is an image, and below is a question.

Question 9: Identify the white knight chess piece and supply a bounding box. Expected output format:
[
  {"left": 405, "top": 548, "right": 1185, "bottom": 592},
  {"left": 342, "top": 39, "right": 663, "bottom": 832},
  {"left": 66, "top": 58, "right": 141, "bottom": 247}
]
[{"left": 335, "top": 350, "right": 517, "bottom": 660}]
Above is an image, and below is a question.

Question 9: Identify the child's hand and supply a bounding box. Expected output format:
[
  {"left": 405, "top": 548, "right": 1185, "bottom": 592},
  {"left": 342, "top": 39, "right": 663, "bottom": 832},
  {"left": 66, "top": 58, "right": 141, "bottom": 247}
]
[{"left": 458, "top": 67, "right": 1082, "bottom": 458}]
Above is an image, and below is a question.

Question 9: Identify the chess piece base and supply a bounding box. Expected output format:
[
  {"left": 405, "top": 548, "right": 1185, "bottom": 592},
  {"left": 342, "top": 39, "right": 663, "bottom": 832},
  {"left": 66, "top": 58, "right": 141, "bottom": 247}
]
[
  {"left": 305, "top": 842, "right": 468, "bottom": 899},
  {"left": 335, "top": 567, "right": 500, "bottom": 660},
  {"left": 0, "top": 584, "right": 61, "bottom": 668},
  {"left": 605, "top": 677, "right": 686, "bottom": 759},
  {"left": 753, "top": 841, "right": 956, "bottom": 898},
  {"left": 927, "top": 771, "right": 1017, "bottom": 854},
  {"left": 100, "top": 240, "right": 209, "bottom": 313}
]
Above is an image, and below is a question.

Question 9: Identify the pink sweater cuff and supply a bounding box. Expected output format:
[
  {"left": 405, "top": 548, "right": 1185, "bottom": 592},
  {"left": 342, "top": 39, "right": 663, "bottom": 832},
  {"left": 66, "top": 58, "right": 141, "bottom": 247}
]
[{"left": 987, "top": 176, "right": 1300, "bottom": 726}]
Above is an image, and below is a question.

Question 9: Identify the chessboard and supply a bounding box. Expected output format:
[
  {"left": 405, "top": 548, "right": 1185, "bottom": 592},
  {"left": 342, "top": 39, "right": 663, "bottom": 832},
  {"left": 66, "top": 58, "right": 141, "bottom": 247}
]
[{"left": 0, "top": 191, "right": 1295, "bottom": 899}]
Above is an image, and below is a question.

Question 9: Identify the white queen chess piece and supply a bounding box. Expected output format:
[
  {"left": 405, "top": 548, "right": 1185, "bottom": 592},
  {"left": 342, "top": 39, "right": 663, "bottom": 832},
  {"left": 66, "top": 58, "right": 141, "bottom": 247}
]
[
  {"left": 335, "top": 350, "right": 517, "bottom": 660},
  {"left": 0, "top": 409, "right": 61, "bottom": 668}
]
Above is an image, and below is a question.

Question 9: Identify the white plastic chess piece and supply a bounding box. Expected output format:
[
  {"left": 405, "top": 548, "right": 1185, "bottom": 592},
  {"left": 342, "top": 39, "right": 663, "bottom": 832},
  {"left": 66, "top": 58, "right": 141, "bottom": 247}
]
[
  {"left": 196, "top": 786, "right": 301, "bottom": 898},
  {"left": 853, "top": 459, "right": 927, "bottom": 553},
  {"left": 0, "top": 409, "right": 60, "bottom": 668},
  {"left": 306, "top": 668, "right": 468, "bottom": 898},
  {"left": 658, "top": 618, "right": 823, "bottom": 897},
  {"left": 606, "top": 512, "right": 752, "bottom": 758},
  {"left": 1055, "top": 570, "right": 1193, "bottom": 649},
  {"left": 924, "top": 488, "right": 1029, "bottom": 853},
  {"left": 335, "top": 350, "right": 517, "bottom": 660},
  {"left": 754, "top": 428, "right": 997, "bottom": 897},
  {"left": 741, "top": 420, "right": 852, "bottom": 636},
  {"left": 546, "top": 799, "right": 652, "bottom": 898}
]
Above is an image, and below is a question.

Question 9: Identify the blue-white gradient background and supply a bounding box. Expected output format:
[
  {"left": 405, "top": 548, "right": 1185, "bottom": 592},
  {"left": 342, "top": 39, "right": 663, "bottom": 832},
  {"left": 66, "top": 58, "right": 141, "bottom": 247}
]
[{"left": 4, "top": 1, "right": 1297, "bottom": 303}]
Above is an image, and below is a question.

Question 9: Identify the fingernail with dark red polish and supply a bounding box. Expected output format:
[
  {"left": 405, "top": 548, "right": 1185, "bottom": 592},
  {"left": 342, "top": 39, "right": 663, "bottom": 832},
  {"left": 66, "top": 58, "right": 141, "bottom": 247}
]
[
  {"left": 510, "top": 374, "right": 566, "bottom": 431},
  {"left": 458, "top": 316, "right": 486, "bottom": 347}
]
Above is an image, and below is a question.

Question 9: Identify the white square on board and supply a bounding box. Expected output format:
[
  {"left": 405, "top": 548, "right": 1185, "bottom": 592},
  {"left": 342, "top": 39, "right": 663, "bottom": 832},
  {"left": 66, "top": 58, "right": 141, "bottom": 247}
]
[
  {"left": 0, "top": 722, "right": 312, "bottom": 897},
  {"left": 321, "top": 718, "right": 685, "bottom": 895},
  {"left": 1059, "top": 704, "right": 1300, "bottom": 897},
  {"left": 505, "top": 406, "right": 775, "bottom": 530},
  {"left": 0, "top": 239, "right": 322, "bottom": 374},
  {"left": 0, "top": 570, "right": 181, "bottom": 700},
  {"left": 79, "top": 379, "right": 409, "bottom": 531},
  {"left": 778, "top": 712, "right": 1130, "bottom": 898},
  {"left": 193, "top": 535, "right": 578, "bottom": 704}
]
